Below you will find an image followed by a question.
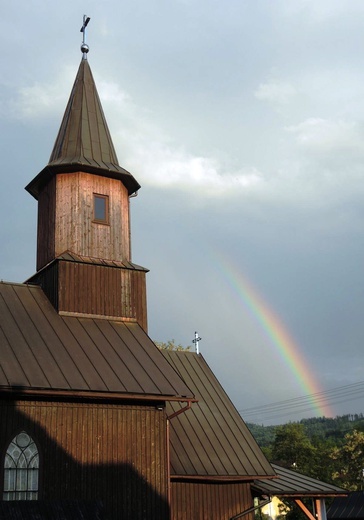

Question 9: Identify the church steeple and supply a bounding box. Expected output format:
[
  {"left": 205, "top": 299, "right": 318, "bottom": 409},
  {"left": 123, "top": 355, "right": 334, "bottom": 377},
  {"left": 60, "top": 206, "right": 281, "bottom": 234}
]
[
  {"left": 26, "top": 60, "right": 139, "bottom": 200},
  {"left": 49, "top": 59, "right": 124, "bottom": 177},
  {"left": 25, "top": 27, "right": 148, "bottom": 331}
]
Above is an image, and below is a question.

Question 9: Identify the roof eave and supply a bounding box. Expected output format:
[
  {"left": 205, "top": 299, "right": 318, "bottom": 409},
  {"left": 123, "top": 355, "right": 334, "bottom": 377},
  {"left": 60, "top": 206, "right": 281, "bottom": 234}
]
[
  {"left": 171, "top": 474, "right": 277, "bottom": 482},
  {"left": 0, "top": 387, "right": 197, "bottom": 403},
  {"left": 270, "top": 492, "right": 348, "bottom": 498},
  {"left": 25, "top": 162, "right": 141, "bottom": 200},
  {"left": 24, "top": 254, "right": 149, "bottom": 286}
]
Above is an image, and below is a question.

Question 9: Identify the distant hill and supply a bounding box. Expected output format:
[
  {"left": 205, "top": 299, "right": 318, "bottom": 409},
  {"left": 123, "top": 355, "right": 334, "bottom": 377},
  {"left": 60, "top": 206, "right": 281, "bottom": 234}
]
[{"left": 246, "top": 413, "right": 364, "bottom": 448}]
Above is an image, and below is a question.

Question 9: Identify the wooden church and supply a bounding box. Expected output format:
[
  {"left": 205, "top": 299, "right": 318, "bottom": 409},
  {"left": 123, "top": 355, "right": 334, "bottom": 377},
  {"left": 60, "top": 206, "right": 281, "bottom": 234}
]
[{"left": 0, "top": 23, "right": 346, "bottom": 520}]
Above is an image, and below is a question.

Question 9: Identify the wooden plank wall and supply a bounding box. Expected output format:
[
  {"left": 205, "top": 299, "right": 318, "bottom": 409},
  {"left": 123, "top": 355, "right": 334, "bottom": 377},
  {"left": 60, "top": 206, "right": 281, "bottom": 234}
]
[
  {"left": 58, "top": 262, "right": 148, "bottom": 330},
  {"left": 36, "top": 172, "right": 132, "bottom": 270},
  {"left": 37, "top": 176, "right": 56, "bottom": 271},
  {"left": 54, "top": 173, "right": 130, "bottom": 261},
  {"left": 0, "top": 400, "right": 169, "bottom": 520},
  {"left": 130, "top": 266, "right": 148, "bottom": 332},
  {"left": 30, "top": 261, "right": 148, "bottom": 331},
  {"left": 30, "top": 262, "right": 59, "bottom": 311},
  {"left": 170, "top": 480, "right": 254, "bottom": 520}
]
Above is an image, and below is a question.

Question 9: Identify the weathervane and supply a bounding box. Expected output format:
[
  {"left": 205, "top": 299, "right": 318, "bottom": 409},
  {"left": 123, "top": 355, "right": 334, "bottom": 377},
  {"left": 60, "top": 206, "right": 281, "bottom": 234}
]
[
  {"left": 80, "top": 15, "right": 91, "bottom": 59},
  {"left": 192, "top": 331, "right": 202, "bottom": 354}
]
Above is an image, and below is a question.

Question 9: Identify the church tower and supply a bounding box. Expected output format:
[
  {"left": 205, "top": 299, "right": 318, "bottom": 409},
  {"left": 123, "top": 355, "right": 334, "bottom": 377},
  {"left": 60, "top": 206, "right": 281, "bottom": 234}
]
[{"left": 26, "top": 28, "right": 148, "bottom": 331}]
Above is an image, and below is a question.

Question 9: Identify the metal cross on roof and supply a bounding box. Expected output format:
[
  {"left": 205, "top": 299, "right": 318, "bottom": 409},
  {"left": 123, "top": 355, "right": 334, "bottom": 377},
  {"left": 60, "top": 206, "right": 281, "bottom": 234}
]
[
  {"left": 80, "top": 15, "right": 91, "bottom": 59},
  {"left": 192, "top": 331, "right": 202, "bottom": 354}
]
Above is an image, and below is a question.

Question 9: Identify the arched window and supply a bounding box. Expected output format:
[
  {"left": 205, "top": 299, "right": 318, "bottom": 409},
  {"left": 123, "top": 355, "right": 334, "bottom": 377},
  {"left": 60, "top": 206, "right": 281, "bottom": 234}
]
[{"left": 3, "top": 431, "right": 39, "bottom": 500}]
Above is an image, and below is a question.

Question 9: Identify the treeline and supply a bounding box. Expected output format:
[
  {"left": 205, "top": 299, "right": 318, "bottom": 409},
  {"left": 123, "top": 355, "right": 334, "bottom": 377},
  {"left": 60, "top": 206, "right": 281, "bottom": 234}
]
[
  {"left": 247, "top": 413, "right": 364, "bottom": 448},
  {"left": 247, "top": 413, "right": 364, "bottom": 491}
]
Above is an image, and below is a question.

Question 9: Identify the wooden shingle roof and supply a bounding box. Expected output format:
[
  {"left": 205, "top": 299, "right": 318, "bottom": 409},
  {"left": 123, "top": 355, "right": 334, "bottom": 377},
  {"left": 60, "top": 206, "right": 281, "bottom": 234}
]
[
  {"left": 25, "top": 58, "right": 140, "bottom": 199},
  {"left": 0, "top": 282, "right": 193, "bottom": 401},
  {"left": 162, "top": 350, "right": 276, "bottom": 480}
]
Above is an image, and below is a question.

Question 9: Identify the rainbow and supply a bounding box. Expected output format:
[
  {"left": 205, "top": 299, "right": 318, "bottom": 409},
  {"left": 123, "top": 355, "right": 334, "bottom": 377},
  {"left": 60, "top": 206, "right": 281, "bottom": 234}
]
[{"left": 212, "top": 250, "right": 334, "bottom": 418}]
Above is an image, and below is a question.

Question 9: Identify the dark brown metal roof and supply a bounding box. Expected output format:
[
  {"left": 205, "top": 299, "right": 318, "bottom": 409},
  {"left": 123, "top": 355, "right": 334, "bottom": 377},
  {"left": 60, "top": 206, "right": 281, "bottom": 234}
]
[
  {"left": 328, "top": 491, "right": 364, "bottom": 519},
  {"left": 25, "top": 58, "right": 140, "bottom": 199},
  {"left": 57, "top": 250, "right": 148, "bottom": 271},
  {"left": 25, "top": 251, "right": 149, "bottom": 279},
  {"left": 254, "top": 464, "right": 347, "bottom": 498},
  {"left": 0, "top": 282, "right": 193, "bottom": 401},
  {"left": 162, "top": 351, "right": 276, "bottom": 480}
]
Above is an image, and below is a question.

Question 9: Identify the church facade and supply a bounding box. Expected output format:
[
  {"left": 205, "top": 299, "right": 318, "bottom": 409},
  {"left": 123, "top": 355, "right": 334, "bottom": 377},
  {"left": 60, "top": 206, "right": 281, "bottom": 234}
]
[{"left": 0, "top": 35, "right": 284, "bottom": 519}]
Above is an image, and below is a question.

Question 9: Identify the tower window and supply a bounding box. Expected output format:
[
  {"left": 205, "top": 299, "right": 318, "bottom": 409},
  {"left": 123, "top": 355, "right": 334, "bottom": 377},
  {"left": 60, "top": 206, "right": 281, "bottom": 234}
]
[
  {"left": 3, "top": 431, "right": 39, "bottom": 501},
  {"left": 93, "top": 194, "right": 109, "bottom": 224}
]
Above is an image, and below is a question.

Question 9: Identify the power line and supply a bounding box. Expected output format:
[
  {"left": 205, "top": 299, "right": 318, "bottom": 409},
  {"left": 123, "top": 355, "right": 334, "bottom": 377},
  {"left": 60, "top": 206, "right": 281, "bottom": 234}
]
[{"left": 239, "top": 380, "right": 364, "bottom": 423}]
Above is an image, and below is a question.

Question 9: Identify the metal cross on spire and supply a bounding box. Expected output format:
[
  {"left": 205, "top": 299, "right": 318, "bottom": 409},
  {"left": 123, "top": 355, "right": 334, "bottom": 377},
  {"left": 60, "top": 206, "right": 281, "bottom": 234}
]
[
  {"left": 80, "top": 15, "right": 91, "bottom": 59},
  {"left": 192, "top": 331, "right": 202, "bottom": 354}
]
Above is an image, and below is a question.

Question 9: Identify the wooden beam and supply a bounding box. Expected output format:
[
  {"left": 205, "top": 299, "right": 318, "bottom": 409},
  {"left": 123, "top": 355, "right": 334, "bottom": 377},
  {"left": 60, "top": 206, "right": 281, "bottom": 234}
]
[
  {"left": 294, "top": 499, "right": 316, "bottom": 520},
  {"left": 315, "top": 498, "right": 327, "bottom": 520}
]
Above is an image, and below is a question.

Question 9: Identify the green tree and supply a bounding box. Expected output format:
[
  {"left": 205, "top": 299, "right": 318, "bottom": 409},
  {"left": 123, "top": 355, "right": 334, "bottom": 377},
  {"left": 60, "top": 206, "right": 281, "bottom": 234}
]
[
  {"left": 330, "top": 430, "right": 364, "bottom": 490},
  {"left": 309, "top": 435, "right": 335, "bottom": 483},
  {"left": 271, "top": 423, "right": 316, "bottom": 475},
  {"left": 154, "top": 339, "right": 191, "bottom": 351}
]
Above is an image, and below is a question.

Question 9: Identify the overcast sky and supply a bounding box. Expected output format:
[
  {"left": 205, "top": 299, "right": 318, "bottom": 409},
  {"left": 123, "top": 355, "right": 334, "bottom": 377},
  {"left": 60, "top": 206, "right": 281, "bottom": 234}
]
[{"left": 2, "top": 1, "right": 364, "bottom": 425}]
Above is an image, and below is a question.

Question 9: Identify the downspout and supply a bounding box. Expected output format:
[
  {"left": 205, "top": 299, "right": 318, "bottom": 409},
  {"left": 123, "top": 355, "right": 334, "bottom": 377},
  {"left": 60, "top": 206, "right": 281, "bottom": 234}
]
[
  {"left": 166, "top": 401, "right": 194, "bottom": 510},
  {"left": 128, "top": 193, "right": 137, "bottom": 260},
  {"left": 128, "top": 195, "right": 131, "bottom": 260},
  {"left": 230, "top": 498, "right": 272, "bottom": 520},
  {"left": 167, "top": 401, "right": 192, "bottom": 421},
  {"left": 166, "top": 419, "right": 171, "bottom": 507}
]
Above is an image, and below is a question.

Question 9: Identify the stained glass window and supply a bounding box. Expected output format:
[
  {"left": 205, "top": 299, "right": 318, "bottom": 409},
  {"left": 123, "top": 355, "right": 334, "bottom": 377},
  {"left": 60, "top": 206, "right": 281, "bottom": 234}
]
[{"left": 3, "top": 431, "right": 39, "bottom": 500}]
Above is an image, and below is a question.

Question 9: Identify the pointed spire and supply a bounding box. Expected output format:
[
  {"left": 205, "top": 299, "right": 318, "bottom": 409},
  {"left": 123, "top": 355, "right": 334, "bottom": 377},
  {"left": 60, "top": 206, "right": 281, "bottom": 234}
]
[
  {"left": 49, "top": 59, "right": 120, "bottom": 168},
  {"left": 26, "top": 59, "right": 140, "bottom": 199}
]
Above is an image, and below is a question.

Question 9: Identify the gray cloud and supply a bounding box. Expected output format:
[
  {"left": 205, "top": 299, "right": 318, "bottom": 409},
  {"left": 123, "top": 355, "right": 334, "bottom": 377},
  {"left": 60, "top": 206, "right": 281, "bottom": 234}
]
[{"left": 2, "top": 1, "right": 364, "bottom": 424}]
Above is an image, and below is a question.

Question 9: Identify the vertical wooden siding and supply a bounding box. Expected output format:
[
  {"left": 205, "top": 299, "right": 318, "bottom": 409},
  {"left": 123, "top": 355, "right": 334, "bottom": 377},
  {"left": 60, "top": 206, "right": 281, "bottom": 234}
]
[
  {"left": 37, "top": 176, "right": 56, "bottom": 271},
  {"left": 54, "top": 173, "right": 130, "bottom": 261},
  {"left": 30, "top": 260, "right": 147, "bottom": 330},
  {"left": 0, "top": 400, "right": 168, "bottom": 520},
  {"left": 170, "top": 480, "right": 254, "bottom": 520},
  {"left": 36, "top": 172, "right": 131, "bottom": 269},
  {"left": 58, "top": 261, "right": 147, "bottom": 330}
]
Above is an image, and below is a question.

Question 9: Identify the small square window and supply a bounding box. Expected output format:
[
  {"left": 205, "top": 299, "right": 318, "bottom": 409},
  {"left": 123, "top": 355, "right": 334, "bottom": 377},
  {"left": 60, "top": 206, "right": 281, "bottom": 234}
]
[{"left": 93, "top": 194, "right": 109, "bottom": 224}]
